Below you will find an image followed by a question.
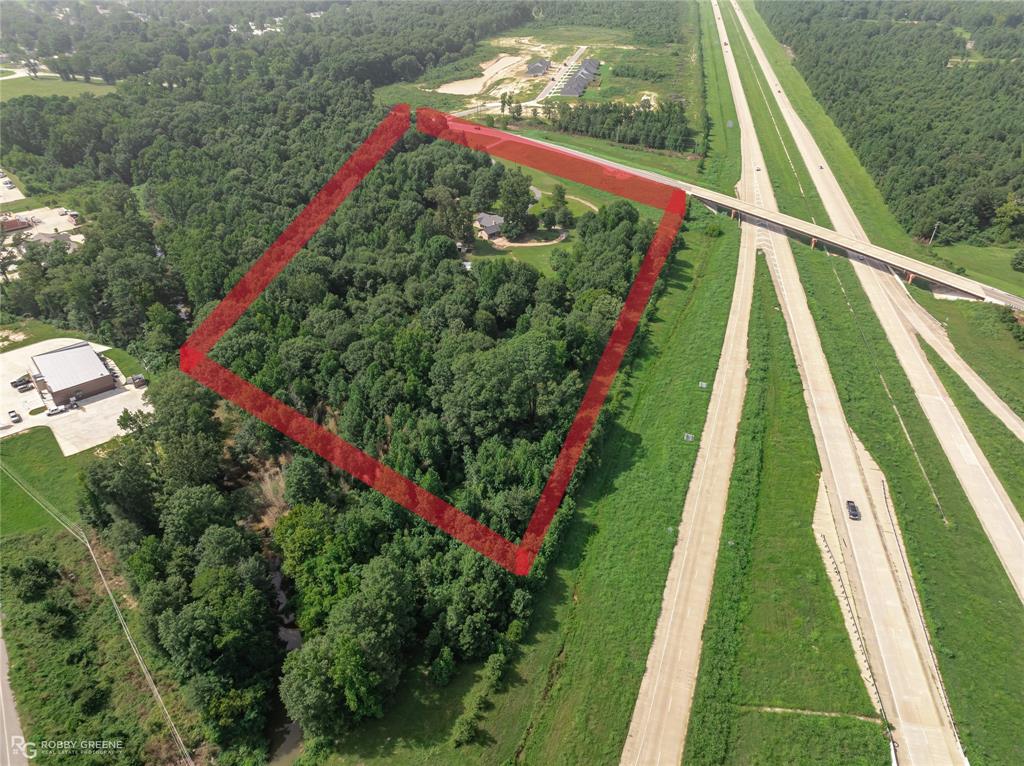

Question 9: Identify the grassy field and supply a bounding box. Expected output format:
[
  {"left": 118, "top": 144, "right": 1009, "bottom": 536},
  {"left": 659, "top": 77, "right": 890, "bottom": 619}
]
[
  {"left": 0, "top": 75, "right": 115, "bottom": 101},
  {"left": 1, "top": 528, "right": 206, "bottom": 764},
  {"left": 795, "top": 245, "right": 1024, "bottom": 766},
  {"left": 317, "top": 209, "right": 742, "bottom": 765},
  {"left": 920, "top": 341, "right": 1024, "bottom": 517},
  {"left": 908, "top": 287, "right": 1024, "bottom": 418},
  {"left": 0, "top": 428, "right": 93, "bottom": 538},
  {"left": 375, "top": 82, "right": 472, "bottom": 112},
  {"left": 732, "top": 0, "right": 1024, "bottom": 297},
  {"left": 685, "top": 259, "right": 885, "bottom": 765},
  {"left": 102, "top": 347, "right": 145, "bottom": 377}
]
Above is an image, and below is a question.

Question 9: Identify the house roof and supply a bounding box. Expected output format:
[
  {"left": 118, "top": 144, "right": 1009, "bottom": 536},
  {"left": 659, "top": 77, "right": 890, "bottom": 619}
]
[
  {"left": 560, "top": 73, "right": 590, "bottom": 96},
  {"left": 32, "top": 341, "right": 111, "bottom": 393},
  {"left": 581, "top": 58, "right": 599, "bottom": 74},
  {"left": 475, "top": 212, "right": 504, "bottom": 228},
  {"left": 526, "top": 59, "right": 550, "bottom": 76}
]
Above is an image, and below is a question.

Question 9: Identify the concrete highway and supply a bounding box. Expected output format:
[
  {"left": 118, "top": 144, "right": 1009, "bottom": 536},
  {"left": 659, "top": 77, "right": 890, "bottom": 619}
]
[
  {"left": 702, "top": 3, "right": 964, "bottom": 763},
  {"left": 727, "top": 0, "right": 1024, "bottom": 602},
  {"left": 471, "top": 114, "right": 1024, "bottom": 311},
  {"left": 620, "top": 191, "right": 756, "bottom": 765}
]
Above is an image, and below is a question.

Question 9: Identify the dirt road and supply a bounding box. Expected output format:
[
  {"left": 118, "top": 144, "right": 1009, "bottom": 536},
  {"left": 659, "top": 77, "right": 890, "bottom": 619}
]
[
  {"left": 620, "top": 205, "right": 756, "bottom": 765},
  {"left": 708, "top": 3, "right": 965, "bottom": 763},
  {"left": 727, "top": 0, "right": 1024, "bottom": 601}
]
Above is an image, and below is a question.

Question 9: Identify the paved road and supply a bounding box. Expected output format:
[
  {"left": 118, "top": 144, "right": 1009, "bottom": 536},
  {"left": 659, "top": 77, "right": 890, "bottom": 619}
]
[
  {"left": 708, "top": 3, "right": 965, "bottom": 763},
  {"left": 452, "top": 45, "right": 588, "bottom": 118},
  {"left": 620, "top": 191, "right": 756, "bottom": 765},
  {"left": 728, "top": 0, "right": 1024, "bottom": 602},
  {"left": 0, "top": 622, "right": 29, "bottom": 766},
  {"left": 463, "top": 116, "right": 1023, "bottom": 310}
]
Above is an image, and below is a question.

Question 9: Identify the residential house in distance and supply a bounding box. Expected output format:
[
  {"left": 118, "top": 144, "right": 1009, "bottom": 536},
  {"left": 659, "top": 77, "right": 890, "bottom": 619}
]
[
  {"left": 560, "top": 58, "right": 600, "bottom": 97},
  {"left": 527, "top": 59, "right": 550, "bottom": 77},
  {"left": 474, "top": 212, "right": 504, "bottom": 240}
]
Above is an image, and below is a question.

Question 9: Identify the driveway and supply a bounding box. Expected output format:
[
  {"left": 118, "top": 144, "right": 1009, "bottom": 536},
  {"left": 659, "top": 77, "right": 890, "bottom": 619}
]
[{"left": 0, "top": 338, "right": 151, "bottom": 456}]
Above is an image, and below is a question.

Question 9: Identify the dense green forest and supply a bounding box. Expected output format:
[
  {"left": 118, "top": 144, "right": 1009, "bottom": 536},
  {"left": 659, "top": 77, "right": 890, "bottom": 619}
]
[
  {"left": 0, "top": 2, "right": 683, "bottom": 762},
  {"left": 756, "top": 0, "right": 1024, "bottom": 245},
  {"left": 547, "top": 100, "right": 695, "bottom": 152}
]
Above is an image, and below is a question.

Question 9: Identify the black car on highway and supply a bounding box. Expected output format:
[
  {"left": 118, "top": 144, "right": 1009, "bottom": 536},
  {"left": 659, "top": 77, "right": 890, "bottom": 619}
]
[{"left": 846, "top": 500, "right": 861, "bottom": 521}]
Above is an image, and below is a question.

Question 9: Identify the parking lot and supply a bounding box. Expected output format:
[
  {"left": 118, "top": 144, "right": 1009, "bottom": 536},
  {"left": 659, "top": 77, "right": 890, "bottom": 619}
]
[{"left": 0, "top": 338, "right": 151, "bottom": 456}]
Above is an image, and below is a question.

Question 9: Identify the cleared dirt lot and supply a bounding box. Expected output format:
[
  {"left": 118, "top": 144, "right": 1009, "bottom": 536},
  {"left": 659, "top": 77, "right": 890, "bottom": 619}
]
[{"left": 0, "top": 338, "right": 150, "bottom": 456}]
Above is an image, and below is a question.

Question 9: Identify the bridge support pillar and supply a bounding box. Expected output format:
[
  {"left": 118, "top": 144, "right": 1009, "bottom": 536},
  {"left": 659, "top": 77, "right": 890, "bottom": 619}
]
[
  {"left": 810, "top": 237, "right": 817, "bottom": 248},
  {"left": 907, "top": 273, "right": 915, "bottom": 285}
]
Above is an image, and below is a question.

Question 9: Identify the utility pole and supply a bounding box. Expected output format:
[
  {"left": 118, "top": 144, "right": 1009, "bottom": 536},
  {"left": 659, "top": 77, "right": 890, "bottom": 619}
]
[{"left": 927, "top": 221, "right": 940, "bottom": 247}]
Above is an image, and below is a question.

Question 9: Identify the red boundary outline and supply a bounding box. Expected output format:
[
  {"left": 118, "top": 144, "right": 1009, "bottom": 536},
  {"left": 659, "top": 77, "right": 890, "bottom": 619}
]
[{"left": 180, "top": 104, "right": 686, "bottom": 575}]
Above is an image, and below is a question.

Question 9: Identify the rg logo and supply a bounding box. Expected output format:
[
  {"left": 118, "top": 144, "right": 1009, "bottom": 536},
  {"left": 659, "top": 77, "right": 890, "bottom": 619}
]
[{"left": 11, "top": 736, "right": 37, "bottom": 759}]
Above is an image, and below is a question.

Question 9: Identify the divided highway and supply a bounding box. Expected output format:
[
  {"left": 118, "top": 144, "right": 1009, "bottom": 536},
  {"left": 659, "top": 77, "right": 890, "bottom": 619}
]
[{"left": 727, "top": 0, "right": 1024, "bottom": 602}]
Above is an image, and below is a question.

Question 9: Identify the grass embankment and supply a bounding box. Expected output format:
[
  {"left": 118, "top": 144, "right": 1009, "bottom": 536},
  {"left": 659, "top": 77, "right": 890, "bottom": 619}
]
[
  {"left": 0, "top": 428, "right": 93, "bottom": 538},
  {"left": 319, "top": 210, "right": 742, "bottom": 765},
  {"left": 102, "top": 348, "right": 145, "bottom": 377},
  {"left": 685, "top": 259, "right": 886, "bottom": 766},
  {"left": 733, "top": 0, "right": 1023, "bottom": 297},
  {"left": 920, "top": 342, "right": 1024, "bottom": 517},
  {"left": 0, "top": 76, "right": 115, "bottom": 101},
  {"left": 1, "top": 529, "right": 205, "bottom": 764},
  {"left": 908, "top": 287, "right": 1024, "bottom": 419},
  {"left": 795, "top": 246, "right": 1024, "bottom": 766}
]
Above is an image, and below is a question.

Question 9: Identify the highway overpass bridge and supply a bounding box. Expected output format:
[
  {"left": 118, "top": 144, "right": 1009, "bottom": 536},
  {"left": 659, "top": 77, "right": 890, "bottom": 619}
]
[
  {"left": 674, "top": 181, "right": 1024, "bottom": 310},
  {"left": 476, "top": 125, "right": 1024, "bottom": 310}
]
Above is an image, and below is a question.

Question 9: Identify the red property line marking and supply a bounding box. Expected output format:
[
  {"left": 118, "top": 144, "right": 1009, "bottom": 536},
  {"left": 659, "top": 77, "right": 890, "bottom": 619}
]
[{"left": 180, "top": 104, "right": 685, "bottom": 576}]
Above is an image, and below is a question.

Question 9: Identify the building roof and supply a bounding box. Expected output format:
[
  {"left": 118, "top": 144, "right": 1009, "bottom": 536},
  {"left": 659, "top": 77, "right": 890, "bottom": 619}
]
[
  {"left": 32, "top": 341, "right": 111, "bottom": 394},
  {"left": 526, "top": 59, "right": 550, "bottom": 76},
  {"left": 581, "top": 58, "right": 599, "bottom": 74},
  {"left": 475, "top": 212, "right": 504, "bottom": 229},
  {"left": 561, "top": 72, "right": 590, "bottom": 96}
]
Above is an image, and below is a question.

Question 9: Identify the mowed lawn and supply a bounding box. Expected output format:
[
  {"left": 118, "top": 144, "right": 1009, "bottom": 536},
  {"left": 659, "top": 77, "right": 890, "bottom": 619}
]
[
  {"left": 686, "top": 259, "right": 885, "bottom": 766},
  {"left": 0, "top": 427, "right": 94, "bottom": 537},
  {"left": 920, "top": 342, "right": 1024, "bottom": 517},
  {"left": 323, "top": 212, "right": 742, "bottom": 765},
  {"left": 1, "top": 76, "right": 115, "bottom": 101},
  {"left": 909, "top": 286, "right": 1024, "bottom": 419}
]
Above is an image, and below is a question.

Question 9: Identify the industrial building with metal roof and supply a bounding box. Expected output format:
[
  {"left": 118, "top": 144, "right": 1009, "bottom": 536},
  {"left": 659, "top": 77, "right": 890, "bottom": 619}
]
[{"left": 32, "top": 341, "right": 116, "bottom": 405}]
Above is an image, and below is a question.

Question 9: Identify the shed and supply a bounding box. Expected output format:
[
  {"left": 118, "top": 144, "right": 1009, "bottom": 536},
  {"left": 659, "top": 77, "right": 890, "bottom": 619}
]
[{"left": 32, "top": 341, "right": 116, "bottom": 405}]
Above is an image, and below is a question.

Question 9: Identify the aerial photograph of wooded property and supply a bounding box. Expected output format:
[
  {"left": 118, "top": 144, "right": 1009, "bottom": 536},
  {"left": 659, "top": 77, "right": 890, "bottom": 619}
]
[{"left": 0, "top": 2, "right": 1021, "bottom": 765}]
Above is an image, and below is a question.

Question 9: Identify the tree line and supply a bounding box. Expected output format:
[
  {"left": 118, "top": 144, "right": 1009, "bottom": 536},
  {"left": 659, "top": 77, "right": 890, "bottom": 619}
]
[
  {"left": 0, "top": 2, "right": 684, "bottom": 761},
  {"left": 548, "top": 100, "right": 695, "bottom": 153},
  {"left": 756, "top": 0, "right": 1024, "bottom": 245}
]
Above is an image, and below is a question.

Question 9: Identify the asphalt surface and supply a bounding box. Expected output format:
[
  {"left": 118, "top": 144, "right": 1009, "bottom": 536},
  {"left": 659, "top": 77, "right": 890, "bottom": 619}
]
[
  {"left": 620, "top": 196, "right": 756, "bottom": 765},
  {"left": 727, "top": 0, "right": 1024, "bottom": 603}
]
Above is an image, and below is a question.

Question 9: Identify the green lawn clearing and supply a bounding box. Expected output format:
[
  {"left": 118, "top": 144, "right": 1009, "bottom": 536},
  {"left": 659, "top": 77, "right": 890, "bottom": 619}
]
[
  {"left": 0, "top": 427, "right": 93, "bottom": 538},
  {"left": 1, "top": 76, "right": 115, "bottom": 101}
]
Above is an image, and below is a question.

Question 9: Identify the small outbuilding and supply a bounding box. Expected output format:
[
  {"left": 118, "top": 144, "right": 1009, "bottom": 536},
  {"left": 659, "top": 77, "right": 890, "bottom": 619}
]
[{"left": 32, "top": 341, "right": 116, "bottom": 405}]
